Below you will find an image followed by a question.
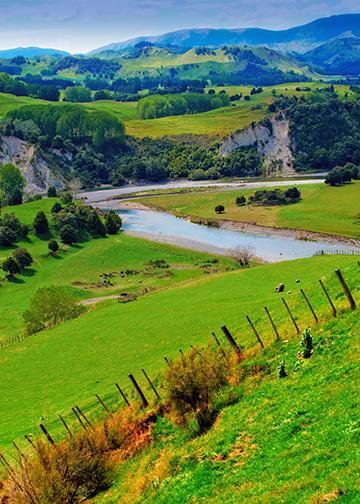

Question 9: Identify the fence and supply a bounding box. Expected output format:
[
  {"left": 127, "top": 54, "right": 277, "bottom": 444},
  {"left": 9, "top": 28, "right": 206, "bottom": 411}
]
[
  {"left": 0, "top": 261, "right": 359, "bottom": 461},
  {"left": 314, "top": 248, "right": 360, "bottom": 256}
]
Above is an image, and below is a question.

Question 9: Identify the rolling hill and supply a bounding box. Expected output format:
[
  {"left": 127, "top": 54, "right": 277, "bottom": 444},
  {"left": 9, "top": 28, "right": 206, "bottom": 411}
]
[
  {"left": 0, "top": 46, "right": 69, "bottom": 59},
  {"left": 300, "top": 36, "right": 360, "bottom": 75},
  {"left": 91, "top": 13, "right": 360, "bottom": 55}
]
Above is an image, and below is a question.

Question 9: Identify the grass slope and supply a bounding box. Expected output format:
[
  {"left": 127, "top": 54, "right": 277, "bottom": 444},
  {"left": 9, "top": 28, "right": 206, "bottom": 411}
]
[
  {"left": 0, "top": 254, "right": 358, "bottom": 448},
  {"left": 0, "top": 199, "right": 235, "bottom": 340},
  {"left": 95, "top": 309, "right": 360, "bottom": 503},
  {"left": 137, "top": 182, "right": 360, "bottom": 239}
]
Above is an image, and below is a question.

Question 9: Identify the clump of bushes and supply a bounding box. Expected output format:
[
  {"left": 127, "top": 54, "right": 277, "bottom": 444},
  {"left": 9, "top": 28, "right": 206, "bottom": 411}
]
[
  {"left": 1, "top": 247, "right": 33, "bottom": 279},
  {"left": 0, "top": 212, "right": 28, "bottom": 246},
  {"left": 164, "top": 346, "right": 230, "bottom": 432},
  {"left": 325, "top": 163, "right": 359, "bottom": 186},
  {"left": 249, "top": 187, "right": 301, "bottom": 206},
  {"left": 23, "top": 286, "right": 85, "bottom": 335},
  {"left": 300, "top": 327, "right": 313, "bottom": 358}
]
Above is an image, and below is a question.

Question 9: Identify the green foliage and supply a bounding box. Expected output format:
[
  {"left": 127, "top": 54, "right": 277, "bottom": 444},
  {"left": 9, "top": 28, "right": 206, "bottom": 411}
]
[
  {"left": 2, "top": 256, "right": 21, "bottom": 277},
  {"left": 278, "top": 360, "right": 287, "bottom": 378},
  {"left": 47, "top": 186, "right": 57, "bottom": 198},
  {"left": 236, "top": 195, "right": 246, "bottom": 206},
  {"left": 164, "top": 346, "right": 229, "bottom": 432},
  {"left": 23, "top": 286, "right": 85, "bottom": 335},
  {"left": 12, "top": 247, "right": 33, "bottom": 270},
  {"left": 33, "top": 210, "right": 49, "bottom": 235},
  {"left": 0, "top": 225, "right": 16, "bottom": 246},
  {"left": 105, "top": 210, "right": 122, "bottom": 235},
  {"left": 300, "top": 327, "right": 313, "bottom": 358},
  {"left": 0, "top": 212, "right": 28, "bottom": 245},
  {"left": 59, "top": 224, "right": 78, "bottom": 244},
  {"left": 249, "top": 187, "right": 301, "bottom": 206},
  {"left": 137, "top": 92, "right": 230, "bottom": 119},
  {"left": 0, "top": 163, "right": 25, "bottom": 206},
  {"left": 63, "top": 85, "right": 92, "bottom": 103},
  {"left": 48, "top": 239, "right": 59, "bottom": 255},
  {"left": 325, "top": 163, "right": 359, "bottom": 186}
]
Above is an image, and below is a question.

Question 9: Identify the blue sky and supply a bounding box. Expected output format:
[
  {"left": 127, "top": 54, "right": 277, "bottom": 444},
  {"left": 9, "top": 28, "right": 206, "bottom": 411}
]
[{"left": 0, "top": 0, "right": 359, "bottom": 53}]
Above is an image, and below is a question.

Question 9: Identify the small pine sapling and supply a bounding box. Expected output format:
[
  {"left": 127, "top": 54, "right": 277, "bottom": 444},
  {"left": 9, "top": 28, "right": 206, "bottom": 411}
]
[
  {"left": 300, "top": 327, "right": 313, "bottom": 358},
  {"left": 278, "top": 360, "right": 287, "bottom": 378}
]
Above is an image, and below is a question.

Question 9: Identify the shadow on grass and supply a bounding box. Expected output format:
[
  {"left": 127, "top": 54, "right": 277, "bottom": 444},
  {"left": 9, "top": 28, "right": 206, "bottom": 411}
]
[
  {"left": 22, "top": 268, "right": 36, "bottom": 277},
  {"left": 7, "top": 276, "right": 25, "bottom": 284}
]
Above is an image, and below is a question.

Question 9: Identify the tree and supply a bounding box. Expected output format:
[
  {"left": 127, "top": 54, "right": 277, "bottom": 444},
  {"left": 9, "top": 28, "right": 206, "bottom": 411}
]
[
  {"left": 48, "top": 239, "right": 59, "bottom": 255},
  {"left": 47, "top": 186, "right": 57, "bottom": 197},
  {"left": 105, "top": 211, "right": 122, "bottom": 234},
  {"left": 2, "top": 256, "right": 21, "bottom": 278},
  {"left": 33, "top": 211, "right": 49, "bottom": 235},
  {"left": 215, "top": 205, "right": 225, "bottom": 214},
  {"left": 23, "top": 286, "right": 85, "bottom": 334},
  {"left": 0, "top": 163, "right": 25, "bottom": 206},
  {"left": 12, "top": 248, "right": 33, "bottom": 270},
  {"left": 51, "top": 202, "right": 63, "bottom": 214},
  {"left": 284, "top": 187, "right": 301, "bottom": 201},
  {"left": 230, "top": 245, "right": 255, "bottom": 266},
  {"left": 59, "top": 224, "right": 77, "bottom": 244},
  {"left": 0, "top": 226, "right": 16, "bottom": 246},
  {"left": 235, "top": 195, "right": 246, "bottom": 206},
  {"left": 63, "top": 86, "right": 92, "bottom": 103}
]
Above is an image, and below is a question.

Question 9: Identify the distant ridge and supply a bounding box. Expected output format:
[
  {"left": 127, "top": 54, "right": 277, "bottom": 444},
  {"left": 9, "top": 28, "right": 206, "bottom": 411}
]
[
  {"left": 90, "top": 13, "right": 360, "bottom": 55},
  {"left": 0, "top": 47, "right": 69, "bottom": 59}
]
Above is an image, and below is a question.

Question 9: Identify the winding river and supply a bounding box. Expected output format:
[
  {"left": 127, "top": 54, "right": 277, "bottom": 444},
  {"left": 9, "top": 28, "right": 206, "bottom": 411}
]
[{"left": 115, "top": 207, "right": 359, "bottom": 262}]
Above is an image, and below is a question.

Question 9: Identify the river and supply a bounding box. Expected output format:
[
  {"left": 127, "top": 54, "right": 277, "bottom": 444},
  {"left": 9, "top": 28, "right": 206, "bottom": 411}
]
[{"left": 115, "top": 207, "right": 358, "bottom": 262}]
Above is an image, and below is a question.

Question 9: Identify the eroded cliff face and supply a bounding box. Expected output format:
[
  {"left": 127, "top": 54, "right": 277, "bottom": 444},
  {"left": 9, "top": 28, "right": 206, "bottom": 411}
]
[
  {"left": 0, "top": 136, "right": 66, "bottom": 194},
  {"left": 219, "top": 113, "right": 295, "bottom": 175}
]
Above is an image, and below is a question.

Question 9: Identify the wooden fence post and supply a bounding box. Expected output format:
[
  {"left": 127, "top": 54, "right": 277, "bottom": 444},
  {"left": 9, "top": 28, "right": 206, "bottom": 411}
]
[
  {"left": 335, "top": 269, "right": 357, "bottom": 310},
  {"left": 59, "top": 415, "right": 73, "bottom": 437},
  {"left": 245, "top": 315, "right": 264, "bottom": 349},
  {"left": 115, "top": 383, "right": 130, "bottom": 406},
  {"left": 95, "top": 394, "right": 111, "bottom": 413},
  {"left": 319, "top": 279, "right": 337, "bottom": 317},
  {"left": 72, "top": 407, "right": 87, "bottom": 431},
  {"left": 281, "top": 298, "right": 300, "bottom": 334},
  {"left": 211, "top": 331, "right": 227, "bottom": 357},
  {"left": 300, "top": 289, "right": 318, "bottom": 323},
  {"left": 264, "top": 306, "right": 280, "bottom": 341},
  {"left": 128, "top": 373, "right": 149, "bottom": 408},
  {"left": 75, "top": 406, "right": 93, "bottom": 428},
  {"left": 142, "top": 368, "right": 160, "bottom": 399},
  {"left": 164, "top": 356, "right": 171, "bottom": 368},
  {"left": 221, "top": 325, "right": 243, "bottom": 359},
  {"left": 39, "top": 424, "right": 55, "bottom": 446}
]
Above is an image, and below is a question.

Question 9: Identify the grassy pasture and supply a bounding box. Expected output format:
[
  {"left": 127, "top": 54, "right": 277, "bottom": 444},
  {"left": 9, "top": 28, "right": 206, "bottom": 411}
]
[
  {"left": 0, "top": 254, "right": 358, "bottom": 448},
  {"left": 137, "top": 182, "right": 360, "bottom": 239}
]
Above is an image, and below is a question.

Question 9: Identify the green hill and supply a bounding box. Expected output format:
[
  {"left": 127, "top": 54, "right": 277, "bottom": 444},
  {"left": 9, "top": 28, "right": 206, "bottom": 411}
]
[{"left": 301, "top": 37, "right": 360, "bottom": 75}]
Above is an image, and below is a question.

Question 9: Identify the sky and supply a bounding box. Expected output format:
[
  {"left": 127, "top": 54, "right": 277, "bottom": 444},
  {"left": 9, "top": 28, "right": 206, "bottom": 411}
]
[{"left": 0, "top": 0, "right": 359, "bottom": 54}]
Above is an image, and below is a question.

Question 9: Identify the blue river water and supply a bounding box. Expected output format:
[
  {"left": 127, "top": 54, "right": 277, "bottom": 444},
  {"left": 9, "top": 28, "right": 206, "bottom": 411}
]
[{"left": 116, "top": 208, "right": 358, "bottom": 262}]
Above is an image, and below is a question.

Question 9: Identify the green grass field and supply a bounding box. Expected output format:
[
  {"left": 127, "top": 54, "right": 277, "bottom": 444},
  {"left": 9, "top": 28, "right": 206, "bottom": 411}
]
[
  {"left": 0, "top": 253, "right": 358, "bottom": 449},
  {"left": 0, "top": 199, "right": 235, "bottom": 340},
  {"left": 137, "top": 182, "right": 360, "bottom": 239},
  {"left": 0, "top": 82, "right": 354, "bottom": 139},
  {"left": 94, "top": 308, "right": 360, "bottom": 503}
]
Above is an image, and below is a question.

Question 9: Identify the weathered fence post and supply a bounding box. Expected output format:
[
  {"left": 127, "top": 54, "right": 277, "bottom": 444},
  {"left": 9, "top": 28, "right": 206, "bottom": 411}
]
[
  {"left": 72, "top": 407, "right": 87, "bottom": 431},
  {"left": 264, "top": 306, "right": 280, "bottom": 341},
  {"left": 12, "top": 442, "right": 25, "bottom": 459},
  {"left": 221, "top": 325, "right": 243, "bottom": 359},
  {"left": 39, "top": 423, "right": 56, "bottom": 446},
  {"left": 75, "top": 406, "right": 93, "bottom": 428},
  {"left": 335, "top": 269, "right": 357, "bottom": 310},
  {"left": 128, "top": 373, "right": 149, "bottom": 408},
  {"left": 59, "top": 415, "right": 73, "bottom": 437},
  {"left": 300, "top": 288, "right": 318, "bottom": 323},
  {"left": 142, "top": 368, "right": 160, "bottom": 399},
  {"left": 281, "top": 298, "right": 300, "bottom": 334},
  {"left": 246, "top": 315, "right": 264, "bottom": 349},
  {"left": 211, "top": 331, "right": 227, "bottom": 357},
  {"left": 115, "top": 383, "right": 130, "bottom": 406},
  {"left": 164, "top": 356, "right": 171, "bottom": 368},
  {"left": 95, "top": 394, "right": 111, "bottom": 413},
  {"left": 319, "top": 279, "right": 337, "bottom": 317}
]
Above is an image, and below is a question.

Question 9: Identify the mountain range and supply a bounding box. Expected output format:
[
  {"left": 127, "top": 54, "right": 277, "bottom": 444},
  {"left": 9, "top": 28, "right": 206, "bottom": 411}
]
[{"left": 0, "top": 47, "right": 69, "bottom": 59}]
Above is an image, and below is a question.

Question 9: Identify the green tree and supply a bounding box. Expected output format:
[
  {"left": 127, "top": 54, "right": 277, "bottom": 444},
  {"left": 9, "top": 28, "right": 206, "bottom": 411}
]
[
  {"left": 215, "top": 205, "right": 225, "bottom": 214},
  {"left": 2, "top": 256, "right": 21, "bottom": 278},
  {"left": 48, "top": 239, "right": 59, "bottom": 255},
  {"left": 105, "top": 211, "right": 122, "bottom": 234},
  {"left": 12, "top": 248, "right": 33, "bottom": 270},
  {"left": 59, "top": 224, "right": 77, "bottom": 244},
  {"left": 0, "top": 226, "right": 16, "bottom": 246},
  {"left": 23, "top": 286, "right": 85, "bottom": 335},
  {"left": 0, "top": 163, "right": 25, "bottom": 206},
  {"left": 47, "top": 186, "right": 57, "bottom": 197},
  {"left": 236, "top": 195, "right": 246, "bottom": 206},
  {"left": 33, "top": 211, "right": 49, "bottom": 235},
  {"left": 63, "top": 86, "right": 92, "bottom": 103}
]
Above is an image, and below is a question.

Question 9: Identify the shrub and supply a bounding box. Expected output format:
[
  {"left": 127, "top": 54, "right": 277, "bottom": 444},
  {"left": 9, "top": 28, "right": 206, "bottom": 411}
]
[
  {"left": 300, "top": 327, "right": 313, "bottom": 358},
  {"left": 278, "top": 360, "right": 287, "bottom": 378},
  {"left": 33, "top": 210, "right": 49, "bottom": 235},
  {"left": 230, "top": 245, "right": 255, "bottom": 265},
  {"left": 23, "top": 286, "right": 85, "bottom": 334},
  {"left": 105, "top": 210, "right": 122, "bottom": 234},
  {"left": 164, "top": 346, "right": 229, "bottom": 432},
  {"left": 236, "top": 195, "right": 246, "bottom": 206},
  {"left": 0, "top": 225, "right": 16, "bottom": 246},
  {"left": 48, "top": 239, "right": 59, "bottom": 255},
  {"left": 47, "top": 186, "right": 57, "bottom": 197},
  {"left": 59, "top": 224, "right": 78, "bottom": 244},
  {"left": 12, "top": 247, "right": 33, "bottom": 269},
  {"left": 2, "top": 256, "right": 21, "bottom": 277},
  {"left": 215, "top": 205, "right": 225, "bottom": 214},
  {"left": 51, "top": 201, "right": 63, "bottom": 214}
]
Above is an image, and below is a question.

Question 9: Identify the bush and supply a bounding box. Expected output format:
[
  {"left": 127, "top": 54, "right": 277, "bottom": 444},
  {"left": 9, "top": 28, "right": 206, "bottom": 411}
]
[
  {"left": 230, "top": 245, "right": 255, "bottom": 265},
  {"left": 47, "top": 186, "right": 57, "bottom": 197},
  {"left": 12, "top": 247, "right": 33, "bottom": 269},
  {"left": 2, "top": 256, "right": 21, "bottom": 277},
  {"left": 235, "top": 195, "right": 246, "bottom": 206},
  {"left": 23, "top": 286, "right": 85, "bottom": 334},
  {"left": 215, "top": 205, "right": 225, "bottom": 214},
  {"left": 48, "top": 239, "right": 59, "bottom": 255},
  {"left": 300, "top": 327, "right": 313, "bottom": 358},
  {"left": 0, "top": 225, "right": 16, "bottom": 246},
  {"left": 105, "top": 210, "right": 122, "bottom": 234},
  {"left": 164, "top": 346, "right": 229, "bottom": 432},
  {"left": 51, "top": 202, "right": 63, "bottom": 214},
  {"left": 59, "top": 224, "right": 78, "bottom": 244},
  {"left": 33, "top": 210, "right": 49, "bottom": 235},
  {"left": 278, "top": 360, "right": 287, "bottom": 378}
]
